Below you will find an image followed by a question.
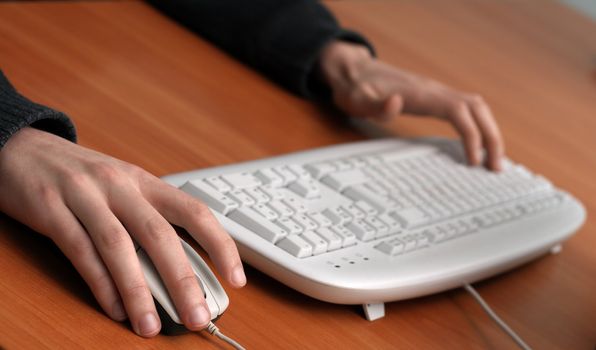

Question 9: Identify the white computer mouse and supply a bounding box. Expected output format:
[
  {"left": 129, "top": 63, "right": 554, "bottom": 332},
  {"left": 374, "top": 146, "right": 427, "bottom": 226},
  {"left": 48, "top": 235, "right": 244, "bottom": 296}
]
[{"left": 136, "top": 238, "right": 229, "bottom": 335}]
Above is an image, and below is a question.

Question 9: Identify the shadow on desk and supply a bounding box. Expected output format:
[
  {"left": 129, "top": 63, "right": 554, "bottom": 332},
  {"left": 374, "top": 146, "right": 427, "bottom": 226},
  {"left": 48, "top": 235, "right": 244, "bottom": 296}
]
[{"left": 0, "top": 215, "right": 131, "bottom": 333}]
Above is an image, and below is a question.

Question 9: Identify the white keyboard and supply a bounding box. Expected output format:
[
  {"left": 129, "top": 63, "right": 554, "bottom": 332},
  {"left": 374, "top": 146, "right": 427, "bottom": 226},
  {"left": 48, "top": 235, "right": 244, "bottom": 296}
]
[{"left": 163, "top": 138, "right": 585, "bottom": 320}]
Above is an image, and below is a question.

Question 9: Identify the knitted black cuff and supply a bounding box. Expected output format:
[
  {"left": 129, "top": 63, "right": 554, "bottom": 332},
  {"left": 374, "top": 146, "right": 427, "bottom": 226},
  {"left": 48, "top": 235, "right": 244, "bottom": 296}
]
[
  {"left": 254, "top": 0, "right": 376, "bottom": 100},
  {"left": 0, "top": 71, "right": 77, "bottom": 148}
]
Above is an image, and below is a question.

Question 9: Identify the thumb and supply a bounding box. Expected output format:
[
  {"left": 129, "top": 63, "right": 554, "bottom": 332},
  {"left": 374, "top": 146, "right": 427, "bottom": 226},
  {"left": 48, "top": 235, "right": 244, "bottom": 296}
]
[
  {"left": 378, "top": 94, "right": 404, "bottom": 121},
  {"left": 336, "top": 82, "right": 386, "bottom": 119}
]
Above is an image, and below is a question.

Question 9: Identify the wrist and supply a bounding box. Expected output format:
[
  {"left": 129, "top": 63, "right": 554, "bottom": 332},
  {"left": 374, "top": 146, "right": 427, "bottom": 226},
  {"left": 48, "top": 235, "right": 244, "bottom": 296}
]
[
  {"left": 2, "top": 127, "right": 36, "bottom": 150},
  {"left": 319, "top": 41, "right": 374, "bottom": 92}
]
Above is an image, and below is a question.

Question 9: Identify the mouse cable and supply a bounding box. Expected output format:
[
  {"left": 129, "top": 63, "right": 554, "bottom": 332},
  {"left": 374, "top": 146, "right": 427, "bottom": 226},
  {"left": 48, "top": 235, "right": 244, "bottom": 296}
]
[
  {"left": 463, "top": 284, "right": 531, "bottom": 350},
  {"left": 206, "top": 321, "right": 246, "bottom": 350}
]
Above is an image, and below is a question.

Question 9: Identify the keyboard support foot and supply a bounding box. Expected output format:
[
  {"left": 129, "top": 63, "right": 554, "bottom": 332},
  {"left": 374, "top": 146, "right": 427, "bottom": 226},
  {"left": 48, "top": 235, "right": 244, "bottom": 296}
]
[
  {"left": 550, "top": 244, "right": 562, "bottom": 254},
  {"left": 362, "top": 303, "right": 385, "bottom": 321}
]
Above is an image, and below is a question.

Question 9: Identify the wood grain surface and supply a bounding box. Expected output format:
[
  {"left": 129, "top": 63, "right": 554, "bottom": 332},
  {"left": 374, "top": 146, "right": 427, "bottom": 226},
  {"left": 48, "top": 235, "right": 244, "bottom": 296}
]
[{"left": 0, "top": 1, "right": 595, "bottom": 349}]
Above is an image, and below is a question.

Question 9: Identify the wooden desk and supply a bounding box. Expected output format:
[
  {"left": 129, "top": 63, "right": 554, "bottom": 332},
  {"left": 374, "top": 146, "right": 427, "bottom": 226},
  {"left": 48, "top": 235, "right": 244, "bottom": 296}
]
[{"left": 1, "top": 1, "right": 595, "bottom": 348}]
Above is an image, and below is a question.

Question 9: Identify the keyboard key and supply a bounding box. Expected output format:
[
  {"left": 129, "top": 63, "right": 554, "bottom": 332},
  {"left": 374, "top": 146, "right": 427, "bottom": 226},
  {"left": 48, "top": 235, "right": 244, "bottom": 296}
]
[
  {"left": 294, "top": 213, "right": 318, "bottom": 231},
  {"left": 331, "top": 159, "right": 353, "bottom": 172},
  {"left": 245, "top": 187, "right": 270, "bottom": 204},
  {"left": 344, "top": 203, "right": 366, "bottom": 219},
  {"left": 322, "top": 206, "right": 352, "bottom": 225},
  {"left": 330, "top": 225, "right": 357, "bottom": 247},
  {"left": 438, "top": 223, "right": 457, "bottom": 239},
  {"left": 315, "top": 227, "right": 342, "bottom": 251},
  {"left": 346, "top": 157, "right": 367, "bottom": 168},
  {"left": 221, "top": 172, "right": 262, "bottom": 189},
  {"left": 513, "top": 165, "right": 532, "bottom": 178},
  {"left": 276, "top": 235, "right": 313, "bottom": 258},
  {"left": 275, "top": 217, "right": 303, "bottom": 235},
  {"left": 375, "top": 238, "right": 404, "bottom": 256},
  {"left": 268, "top": 200, "right": 294, "bottom": 217},
  {"left": 466, "top": 218, "right": 480, "bottom": 233},
  {"left": 365, "top": 217, "right": 389, "bottom": 238},
  {"left": 346, "top": 220, "right": 376, "bottom": 241},
  {"left": 287, "top": 164, "right": 312, "bottom": 180},
  {"left": 321, "top": 168, "right": 369, "bottom": 191},
  {"left": 432, "top": 227, "right": 448, "bottom": 242},
  {"left": 254, "top": 168, "right": 284, "bottom": 187},
  {"left": 361, "top": 155, "right": 382, "bottom": 166},
  {"left": 308, "top": 212, "right": 332, "bottom": 228},
  {"left": 400, "top": 234, "right": 418, "bottom": 252},
  {"left": 282, "top": 194, "right": 308, "bottom": 213},
  {"left": 420, "top": 228, "right": 437, "bottom": 243},
  {"left": 261, "top": 185, "right": 284, "bottom": 200},
  {"left": 390, "top": 208, "right": 429, "bottom": 228},
  {"left": 377, "top": 212, "right": 402, "bottom": 235},
  {"left": 289, "top": 179, "right": 321, "bottom": 199},
  {"left": 181, "top": 180, "right": 239, "bottom": 215},
  {"left": 366, "top": 182, "right": 389, "bottom": 196},
  {"left": 273, "top": 166, "right": 298, "bottom": 185},
  {"left": 228, "top": 189, "right": 256, "bottom": 207},
  {"left": 472, "top": 214, "right": 495, "bottom": 227},
  {"left": 205, "top": 176, "right": 232, "bottom": 193},
  {"left": 414, "top": 231, "right": 430, "bottom": 246},
  {"left": 253, "top": 203, "right": 279, "bottom": 221},
  {"left": 376, "top": 145, "right": 435, "bottom": 163},
  {"left": 228, "top": 207, "right": 287, "bottom": 243},
  {"left": 304, "top": 161, "right": 336, "bottom": 179},
  {"left": 354, "top": 200, "right": 378, "bottom": 217},
  {"left": 344, "top": 184, "right": 397, "bottom": 211},
  {"left": 301, "top": 231, "right": 328, "bottom": 255}
]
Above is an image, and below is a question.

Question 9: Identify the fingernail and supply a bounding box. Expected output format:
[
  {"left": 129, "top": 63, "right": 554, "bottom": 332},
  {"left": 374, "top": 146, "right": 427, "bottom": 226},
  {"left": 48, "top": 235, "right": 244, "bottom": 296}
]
[
  {"left": 111, "top": 299, "right": 127, "bottom": 321},
  {"left": 231, "top": 265, "right": 246, "bottom": 287},
  {"left": 189, "top": 305, "right": 210, "bottom": 328},
  {"left": 137, "top": 313, "right": 160, "bottom": 337}
]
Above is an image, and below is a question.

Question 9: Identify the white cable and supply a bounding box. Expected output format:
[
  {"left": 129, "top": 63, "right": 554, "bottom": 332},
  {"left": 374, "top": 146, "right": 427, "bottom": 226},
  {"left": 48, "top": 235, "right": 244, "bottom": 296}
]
[
  {"left": 463, "top": 284, "right": 532, "bottom": 350},
  {"left": 206, "top": 322, "right": 246, "bottom": 350},
  {"left": 204, "top": 285, "right": 528, "bottom": 350}
]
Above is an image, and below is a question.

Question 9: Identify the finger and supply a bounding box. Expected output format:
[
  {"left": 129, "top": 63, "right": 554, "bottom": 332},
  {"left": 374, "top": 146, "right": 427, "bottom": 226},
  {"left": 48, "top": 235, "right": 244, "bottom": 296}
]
[
  {"left": 141, "top": 179, "right": 246, "bottom": 289},
  {"left": 46, "top": 200, "right": 125, "bottom": 321},
  {"left": 446, "top": 101, "right": 483, "bottom": 166},
  {"left": 379, "top": 94, "right": 404, "bottom": 121},
  {"left": 65, "top": 185, "right": 160, "bottom": 337},
  {"left": 468, "top": 96, "right": 505, "bottom": 171},
  {"left": 111, "top": 187, "right": 211, "bottom": 331},
  {"left": 343, "top": 82, "right": 387, "bottom": 119}
]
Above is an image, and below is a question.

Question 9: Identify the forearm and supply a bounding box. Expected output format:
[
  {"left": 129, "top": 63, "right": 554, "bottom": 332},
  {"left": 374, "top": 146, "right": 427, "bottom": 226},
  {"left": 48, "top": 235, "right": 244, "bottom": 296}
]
[
  {"left": 0, "top": 70, "right": 76, "bottom": 148},
  {"left": 147, "top": 0, "right": 374, "bottom": 99}
]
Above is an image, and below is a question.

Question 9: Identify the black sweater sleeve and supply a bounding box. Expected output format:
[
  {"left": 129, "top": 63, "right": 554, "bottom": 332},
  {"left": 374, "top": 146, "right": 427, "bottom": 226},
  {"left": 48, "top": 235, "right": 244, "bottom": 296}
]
[
  {"left": 148, "top": 0, "right": 375, "bottom": 99},
  {"left": 0, "top": 70, "right": 76, "bottom": 148}
]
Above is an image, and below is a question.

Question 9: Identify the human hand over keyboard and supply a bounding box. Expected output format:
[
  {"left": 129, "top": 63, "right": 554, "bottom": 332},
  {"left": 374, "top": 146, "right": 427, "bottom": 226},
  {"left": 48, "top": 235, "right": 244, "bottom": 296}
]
[
  {"left": 0, "top": 128, "right": 246, "bottom": 337},
  {"left": 319, "top": 41, "right": 504, "bottom": 171}
]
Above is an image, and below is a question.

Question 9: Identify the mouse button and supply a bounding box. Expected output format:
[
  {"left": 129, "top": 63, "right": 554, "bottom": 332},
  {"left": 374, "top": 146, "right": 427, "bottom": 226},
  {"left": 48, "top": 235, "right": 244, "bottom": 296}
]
[
  {"left": 181, "top": 240, "right": 225, "bottom": 292},
  {"left": 137, "top": 249, "right": 182, "bottom": 324},
  {"left": 203, "top": 286, "right": 220, "bottom": 320},
  {"left": 205, "top": 285, "right": 229, "bottom": 318},
  {"left": 192, "top": 263, "right": 229, "bottom": 317},
  {"left": 180, "top": 239, "right": 229, "bottom": 315},
  {"left": 190, "top": 265, "right": 222, "bottom": 319},
  {"left": 190, "top": 265, "right": 207, "bottom": 298}
]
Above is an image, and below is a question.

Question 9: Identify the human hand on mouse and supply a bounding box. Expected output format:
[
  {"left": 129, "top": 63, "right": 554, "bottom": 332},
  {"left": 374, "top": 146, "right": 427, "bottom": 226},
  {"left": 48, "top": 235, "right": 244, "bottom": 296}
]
[
  {"left": 319, "top": 41, "right": 505, "bottom": 171},
  {"left": 0, "top": 127, "right": 246, "bottom": 337}
]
